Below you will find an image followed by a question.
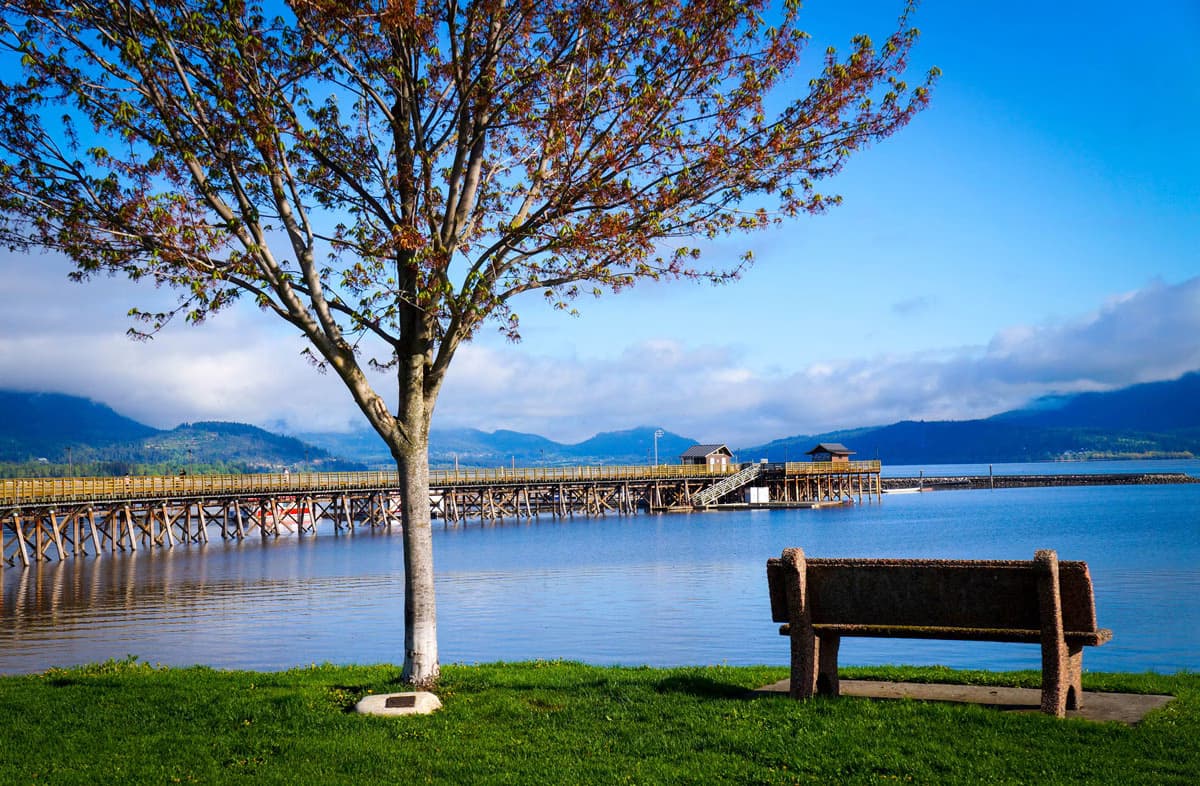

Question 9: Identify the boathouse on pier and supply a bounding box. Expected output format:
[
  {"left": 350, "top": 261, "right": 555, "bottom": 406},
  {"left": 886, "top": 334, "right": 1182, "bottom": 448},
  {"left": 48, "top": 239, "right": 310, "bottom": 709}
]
[
  {"left": 806, "top": 443, "right": 854, "bottom": 463},
  {"left": 680, "top": 444, "right": 734, "bottom": 470}
]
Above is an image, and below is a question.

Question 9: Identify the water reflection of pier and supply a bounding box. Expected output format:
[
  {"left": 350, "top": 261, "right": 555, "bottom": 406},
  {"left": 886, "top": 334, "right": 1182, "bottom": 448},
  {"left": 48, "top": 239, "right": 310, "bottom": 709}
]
[
  {"left": 0, "top": 540, "right": 391, "bottom": 668},
  {"left": 2, "top": 461, "right": 881, "bottom": 565},
  {"left": 1, "top": 545, "right": 256, "bottom": 633}
]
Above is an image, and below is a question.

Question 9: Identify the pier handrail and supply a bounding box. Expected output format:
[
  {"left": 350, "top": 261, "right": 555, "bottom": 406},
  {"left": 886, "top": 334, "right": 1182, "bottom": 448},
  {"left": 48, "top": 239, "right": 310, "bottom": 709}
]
[
  {"left": 1, "top": 460, "right": 882, "bottom": 507},
  {"left": 783, "top": 460, "right": 881, "bottom": 475},
  {"left": 0, "top": 463, "right": 727, "bottom": 505},
  {"left": 692, "top": 463, "right": 763, "bottom": 507}
]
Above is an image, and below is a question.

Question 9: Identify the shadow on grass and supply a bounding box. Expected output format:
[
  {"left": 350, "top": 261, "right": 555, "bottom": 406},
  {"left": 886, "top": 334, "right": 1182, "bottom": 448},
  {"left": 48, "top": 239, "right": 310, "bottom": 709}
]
[
  {"left": 653, "top": 673, "right": 756, "bottom": 700},
  {"left": 329, "top": 683, "right": 376, "bottom": 713}
]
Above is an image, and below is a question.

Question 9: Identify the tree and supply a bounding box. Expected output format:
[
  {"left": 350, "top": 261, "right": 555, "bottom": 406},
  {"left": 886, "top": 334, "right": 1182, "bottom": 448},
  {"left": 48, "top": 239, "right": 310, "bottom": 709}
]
[{"left": 0, "top": 0, "right": 935, "bottom": 685}]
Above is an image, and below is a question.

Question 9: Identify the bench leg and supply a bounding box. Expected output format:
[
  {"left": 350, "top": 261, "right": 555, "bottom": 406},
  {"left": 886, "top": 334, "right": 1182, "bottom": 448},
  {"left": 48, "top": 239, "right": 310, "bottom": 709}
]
[
  {"left": 817, "top": 633, "right": 841, "bottom": 697},
  {"left": 1040, "top": 646, "right": 1084, "bottom": 714},
  {"left": 1040, "top": 658, "right": 1068, "bottom": 717},
  {"left": 1040, "top": 633, "right": 1081, "bottom": 716},
  {"left": 1066, "top": 644, "right": 1084, "bottom": 710},
  {"left": 788, "top": 631, "right": 841, "bottom": 699},
  {"left": 788, "top": 627, "right": 818, "bottom": 700}
]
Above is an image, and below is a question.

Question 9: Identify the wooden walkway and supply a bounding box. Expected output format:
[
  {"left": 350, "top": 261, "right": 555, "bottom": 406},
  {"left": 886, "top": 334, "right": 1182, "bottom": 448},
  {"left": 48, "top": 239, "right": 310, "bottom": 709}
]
[{"left": 1, "top": 461, "right": 881, "bottom": 566}]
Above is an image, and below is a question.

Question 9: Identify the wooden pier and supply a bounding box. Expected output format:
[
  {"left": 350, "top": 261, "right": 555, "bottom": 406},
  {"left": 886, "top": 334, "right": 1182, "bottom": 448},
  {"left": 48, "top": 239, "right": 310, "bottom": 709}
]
[{"left": 1, "top": 460, "right": 882, "bottom": 565}]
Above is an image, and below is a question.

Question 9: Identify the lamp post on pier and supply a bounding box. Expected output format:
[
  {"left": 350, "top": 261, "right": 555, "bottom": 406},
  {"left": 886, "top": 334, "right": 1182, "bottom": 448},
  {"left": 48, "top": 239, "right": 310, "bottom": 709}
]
[{"left": 653, "top": 429, "right": 664, "bottom": 467}]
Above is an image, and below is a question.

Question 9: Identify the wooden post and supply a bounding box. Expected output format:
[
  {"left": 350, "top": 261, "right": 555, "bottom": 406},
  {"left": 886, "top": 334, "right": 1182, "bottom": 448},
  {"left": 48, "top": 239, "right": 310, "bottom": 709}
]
[
  {"left": 163, "top": 504, "right": 179, "bottom": 543},
  {"left": 13, "top": 513, "right": 30, "bottom": 567},
  {"left": 160, "top": 503, "right": 175, "bottom": 547},
  {"left": 148, "top": 505, "right": 160, "bottom": 546},
  {"left": 382, "top": 494, "right": 394, "bottom": 530},
  {"left": 104, "top": 506, "right": 118, "bottom": 553},
  {"left": 47, "top": 509, "right": 66, "bottom": 561},
  {"left": 123, "top": 505, "right": 138, "bottom": 551},
  {"left": 301, "top": 496, "right": 313, "bottom": 535},
  {"left": 87, "top": 507, "right": 102, "bottom": 555},
  {"left": 71, "top": 508, "right": 82, "bottom": 556},
  {"left": 197, "top": 503, "right": 209, "bottom": 543}
]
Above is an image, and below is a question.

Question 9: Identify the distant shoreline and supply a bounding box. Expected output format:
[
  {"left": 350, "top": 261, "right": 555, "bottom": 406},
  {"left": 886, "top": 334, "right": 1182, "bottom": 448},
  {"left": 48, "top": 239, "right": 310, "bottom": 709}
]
[{"left": 881, "top": 472, "right": 1199, "bottom": 491}]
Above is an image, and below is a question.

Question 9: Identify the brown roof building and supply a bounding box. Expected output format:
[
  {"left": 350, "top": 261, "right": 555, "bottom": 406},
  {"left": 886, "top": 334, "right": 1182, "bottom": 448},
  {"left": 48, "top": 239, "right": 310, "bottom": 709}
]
[
  {"left": 805, "top": 443, "right": 855, "bottom": 463},
  {"left": 680, "top": 444, "right": 734, "bottom": 470}
]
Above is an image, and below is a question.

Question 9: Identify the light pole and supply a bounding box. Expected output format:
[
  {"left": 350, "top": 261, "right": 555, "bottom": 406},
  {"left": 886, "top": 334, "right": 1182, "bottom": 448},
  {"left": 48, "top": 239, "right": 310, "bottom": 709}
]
[{"left": 653, "top": 429, "right": 664, "bottom": 466}]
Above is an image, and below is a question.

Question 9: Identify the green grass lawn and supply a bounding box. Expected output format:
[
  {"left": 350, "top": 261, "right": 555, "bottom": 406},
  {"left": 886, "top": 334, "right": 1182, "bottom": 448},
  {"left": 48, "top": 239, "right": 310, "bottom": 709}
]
[{"left": 0, "top": 659, "right": 1194, "bottom": 785}]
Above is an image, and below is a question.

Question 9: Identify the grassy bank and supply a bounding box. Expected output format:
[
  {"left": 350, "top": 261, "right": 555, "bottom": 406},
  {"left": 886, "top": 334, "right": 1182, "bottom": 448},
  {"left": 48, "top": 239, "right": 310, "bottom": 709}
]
[{"left": 0, "top": 660, "right": 1195, "bottom": 784}]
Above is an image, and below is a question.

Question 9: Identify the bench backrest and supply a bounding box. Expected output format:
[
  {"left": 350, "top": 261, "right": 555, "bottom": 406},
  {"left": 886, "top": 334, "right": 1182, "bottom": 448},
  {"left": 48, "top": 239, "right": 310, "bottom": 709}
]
[{"left": 767, "top": 556, "right": 1101, "bottom": 633}]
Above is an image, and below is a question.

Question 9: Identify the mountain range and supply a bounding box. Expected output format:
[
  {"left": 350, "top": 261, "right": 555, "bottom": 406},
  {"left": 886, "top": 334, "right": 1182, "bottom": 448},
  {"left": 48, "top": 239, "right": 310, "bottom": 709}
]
[
  {"left": 1, "top": 371, "right": 1197, "bottom": 475},
  {"left": 294, "top": 424, "right": 700, "bottom": 468},
  {"left": 742, "top": 371, "right": 1200, "bottom": 464}
]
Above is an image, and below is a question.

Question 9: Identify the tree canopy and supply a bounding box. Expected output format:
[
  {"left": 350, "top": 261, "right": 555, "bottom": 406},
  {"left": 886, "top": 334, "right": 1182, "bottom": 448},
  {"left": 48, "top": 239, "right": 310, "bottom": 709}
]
[{"left": 0, "top": 0, "right": 935, "bottom": 683}]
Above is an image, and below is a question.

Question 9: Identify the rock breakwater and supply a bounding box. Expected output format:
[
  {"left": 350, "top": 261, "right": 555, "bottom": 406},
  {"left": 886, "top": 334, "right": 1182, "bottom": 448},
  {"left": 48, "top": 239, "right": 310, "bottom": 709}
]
[{"left": 881, "top": 473, "right": 1198, "bottom": 491}]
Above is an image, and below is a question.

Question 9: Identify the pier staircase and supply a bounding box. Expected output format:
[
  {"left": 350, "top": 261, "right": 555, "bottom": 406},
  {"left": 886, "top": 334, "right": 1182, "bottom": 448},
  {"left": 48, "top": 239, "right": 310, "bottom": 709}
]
[{"left": 691, "top": 464, "right": 762, "bottom": 508}]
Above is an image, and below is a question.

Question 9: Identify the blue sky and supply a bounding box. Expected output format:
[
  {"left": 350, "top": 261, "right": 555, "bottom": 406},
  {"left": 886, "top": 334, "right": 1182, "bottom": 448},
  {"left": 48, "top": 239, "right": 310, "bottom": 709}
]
[{"left": 1, "top": 1, "right": 1197, "bottom": 447}]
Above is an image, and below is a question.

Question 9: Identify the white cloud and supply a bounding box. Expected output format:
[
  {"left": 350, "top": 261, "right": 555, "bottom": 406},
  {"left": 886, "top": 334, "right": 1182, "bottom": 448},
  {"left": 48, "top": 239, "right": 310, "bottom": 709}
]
[
  {"left": 435, "top": 341, "right": 770, "bottom": 443},
  {"left": 0, "top": 319, "right": 362, "bottom": 431},
  {"left": 0, "top": 253, "right": 365, "bottom": 431},
  {"left": 979, "top": 278, "right": 1200, "bottom": 387},
  {"left": 435, "top": 276, "right": 1200, "bottom": 445}
]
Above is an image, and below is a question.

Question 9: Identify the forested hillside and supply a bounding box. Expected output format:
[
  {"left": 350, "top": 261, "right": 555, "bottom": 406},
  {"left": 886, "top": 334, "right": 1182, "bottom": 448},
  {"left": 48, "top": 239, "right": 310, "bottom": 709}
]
[{"left": 0, "top": 391, "right": 362, "bottom": 476}]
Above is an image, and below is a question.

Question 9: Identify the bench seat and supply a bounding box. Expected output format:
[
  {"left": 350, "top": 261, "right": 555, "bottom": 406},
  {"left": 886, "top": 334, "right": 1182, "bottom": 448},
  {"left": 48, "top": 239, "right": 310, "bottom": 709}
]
[{"left": 779, "top": 623, "right": 1112, "bottom": 646}]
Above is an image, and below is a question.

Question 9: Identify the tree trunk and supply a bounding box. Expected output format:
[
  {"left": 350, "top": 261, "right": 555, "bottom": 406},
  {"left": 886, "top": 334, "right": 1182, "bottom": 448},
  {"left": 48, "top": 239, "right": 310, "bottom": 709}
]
[{"left": 395, "top": 424, "right": 439, "bottom": 686}]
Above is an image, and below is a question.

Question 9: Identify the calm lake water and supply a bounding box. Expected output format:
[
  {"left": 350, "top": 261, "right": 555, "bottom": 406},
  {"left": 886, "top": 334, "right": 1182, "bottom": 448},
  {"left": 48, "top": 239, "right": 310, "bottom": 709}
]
[{"left": 3, "top": 461, "right": 1199, "bottom": 675}]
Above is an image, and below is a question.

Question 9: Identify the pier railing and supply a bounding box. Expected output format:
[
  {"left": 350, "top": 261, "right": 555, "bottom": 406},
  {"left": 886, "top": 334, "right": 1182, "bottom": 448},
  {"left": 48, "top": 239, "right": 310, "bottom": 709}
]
[
  {"left": 0, "top": 460, "right": 881, "bottom": 507},
  {"left": 783, "top": 460, "right": 881, "bottom": 475}
]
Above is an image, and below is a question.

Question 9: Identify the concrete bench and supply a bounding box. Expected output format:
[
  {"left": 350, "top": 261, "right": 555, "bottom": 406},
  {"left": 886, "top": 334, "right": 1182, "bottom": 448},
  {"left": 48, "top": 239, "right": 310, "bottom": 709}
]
[{"left": 766, "top": 548, "right": 1112, "bottom": 716}]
